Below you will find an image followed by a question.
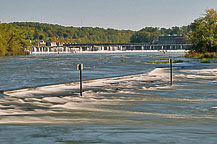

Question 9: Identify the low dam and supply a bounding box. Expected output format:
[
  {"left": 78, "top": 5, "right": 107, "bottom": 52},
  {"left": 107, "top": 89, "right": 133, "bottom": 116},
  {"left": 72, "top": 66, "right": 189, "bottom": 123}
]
[{"left": 32, "top": 43, "right": 192, "bottom": 53}]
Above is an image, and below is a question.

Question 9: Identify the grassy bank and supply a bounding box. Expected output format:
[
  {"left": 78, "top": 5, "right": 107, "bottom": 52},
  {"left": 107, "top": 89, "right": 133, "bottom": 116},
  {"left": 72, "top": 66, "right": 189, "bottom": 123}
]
[
  {"left": 0, "top": 50, "right": 30, "bottom": 56},
  {"left": 146, "top": 59, "right": 184, "bottom": 64},
  {"left": 185, "top": 52, "right": 217, "bottom": 63},
  {"left": 185, "top": 52, "right": 217, "bottom": 59}
]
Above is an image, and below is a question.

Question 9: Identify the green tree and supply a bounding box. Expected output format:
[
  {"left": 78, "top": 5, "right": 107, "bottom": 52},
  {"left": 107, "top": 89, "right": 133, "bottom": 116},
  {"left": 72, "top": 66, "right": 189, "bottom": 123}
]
[
  {"left": 130, "top": 28, "right": 161, "bottom": 44},
  {"left": 187, "top": 9, "right": 217, "bottom": 53},
  {"left": 0, "top": 24, "right": 31, "bottom": 56},
  {"left": 130, "top": 31, "right": 152, "bottom": 43}
]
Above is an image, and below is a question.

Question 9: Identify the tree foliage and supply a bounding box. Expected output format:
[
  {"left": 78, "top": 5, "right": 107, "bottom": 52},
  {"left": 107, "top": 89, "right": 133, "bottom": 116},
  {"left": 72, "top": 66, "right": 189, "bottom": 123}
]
[
  {"left": 11, "top": 22, "right": 189, "bottom": 45},
  {"left": 130, "top": 26, "right": 190, "bottom": 43},
  {"left": 0, "top": 24, "right": 31, "bottom": 56},
  {"left": 187, "top": 9, "right": 217, "bottom": 53},
  {"left": 11, "top": 22, "right": 134, "bottom": 44}
]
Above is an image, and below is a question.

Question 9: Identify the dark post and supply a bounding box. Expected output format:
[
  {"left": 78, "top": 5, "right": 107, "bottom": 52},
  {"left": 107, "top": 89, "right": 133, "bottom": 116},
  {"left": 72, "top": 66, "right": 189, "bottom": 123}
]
[
  {"left": 169, "top": 58, "right": 173, "bottom": 85},
  {"left": 77, "top": 64, "right": 83, "bottom": 96},
  {"left": 80, "top": 66, "right": 82, "bottom": 96}
]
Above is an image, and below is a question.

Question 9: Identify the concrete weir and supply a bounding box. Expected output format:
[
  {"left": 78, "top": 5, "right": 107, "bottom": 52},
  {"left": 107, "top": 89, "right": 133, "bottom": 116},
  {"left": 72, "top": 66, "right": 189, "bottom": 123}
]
[{"left": 31, "top": 43, "right": 192, "bottom": 53}]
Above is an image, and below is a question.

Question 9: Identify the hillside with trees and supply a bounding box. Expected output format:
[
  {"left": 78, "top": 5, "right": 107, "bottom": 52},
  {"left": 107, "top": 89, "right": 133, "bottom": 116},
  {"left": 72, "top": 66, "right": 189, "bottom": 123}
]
[
  {"left": 11, "top": 22, "right": 134, "bottom": 44},
  {"left": 1, "top": 22, "right": 191, "bottom": 56},
  {"left": 11, "top": 22, "right": 190, "bottom": 45}
]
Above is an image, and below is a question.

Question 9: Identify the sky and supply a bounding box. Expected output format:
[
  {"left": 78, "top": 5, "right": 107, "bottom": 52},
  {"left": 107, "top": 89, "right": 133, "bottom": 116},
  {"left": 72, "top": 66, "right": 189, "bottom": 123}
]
[{"left": 0, "top": 0, "right": 217, "bottom": 30}]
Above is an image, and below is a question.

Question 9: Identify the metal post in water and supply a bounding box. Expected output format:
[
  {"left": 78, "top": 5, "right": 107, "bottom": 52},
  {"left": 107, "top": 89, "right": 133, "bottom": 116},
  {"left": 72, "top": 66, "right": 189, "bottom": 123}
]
[
  {"left": 169, "top": 58, "right": 173, "bottom": 85},
  {"left": 77, "top": 64, "right": 84, "bottom": 96},
  {"left": 80, "top": 67, "right": 82, "bottom": 96}
]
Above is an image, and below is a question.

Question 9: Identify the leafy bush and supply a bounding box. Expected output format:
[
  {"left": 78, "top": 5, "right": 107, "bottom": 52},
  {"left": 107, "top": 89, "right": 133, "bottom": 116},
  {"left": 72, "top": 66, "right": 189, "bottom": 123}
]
[{"left": 185, "top": 52, "right": 217, "bottom": 59}]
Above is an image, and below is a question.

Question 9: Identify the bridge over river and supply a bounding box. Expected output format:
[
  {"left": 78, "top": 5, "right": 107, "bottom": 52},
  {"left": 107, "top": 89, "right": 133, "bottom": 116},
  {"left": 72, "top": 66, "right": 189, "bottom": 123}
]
[{"left": 32, "top": 43, "right": 192, "bottom": 53}]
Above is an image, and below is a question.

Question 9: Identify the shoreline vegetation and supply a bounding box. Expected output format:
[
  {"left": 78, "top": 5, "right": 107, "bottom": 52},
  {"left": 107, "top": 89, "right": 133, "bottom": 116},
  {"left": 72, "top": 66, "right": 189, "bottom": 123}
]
[
  {"left": 0, "top": 24, "right": 31, "bottom": 56},
  {"left": 184, "top": 9, "right": 217, "bottom": 62},
  {"left": 185, "top": 52, "right": 217, "bottom": 63}
]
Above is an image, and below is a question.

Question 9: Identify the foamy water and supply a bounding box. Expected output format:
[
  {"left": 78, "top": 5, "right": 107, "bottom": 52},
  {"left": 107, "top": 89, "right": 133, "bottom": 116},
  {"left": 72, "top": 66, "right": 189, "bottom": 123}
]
[{"left": 0, "top": 52, "right": 217, "bottom": 143}]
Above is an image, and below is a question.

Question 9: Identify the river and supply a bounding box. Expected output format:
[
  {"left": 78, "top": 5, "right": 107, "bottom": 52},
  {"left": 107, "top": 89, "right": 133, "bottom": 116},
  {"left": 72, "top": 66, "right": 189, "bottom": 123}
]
[{"left": 0, "top": 52, "right": 217, "bottom": 144}]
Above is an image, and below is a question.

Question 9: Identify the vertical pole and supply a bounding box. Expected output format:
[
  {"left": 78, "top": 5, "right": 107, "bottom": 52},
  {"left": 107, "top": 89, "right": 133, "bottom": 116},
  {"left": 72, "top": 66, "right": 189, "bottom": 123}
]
[
  {"left": 169, "top": 58, "right": 173, "bottom": 85},
  {"left": 77, "top": 64, "right": 83, "bottom": 96},
  {"left": 80, "top": 66, "right": 83, "bottom": 96}
]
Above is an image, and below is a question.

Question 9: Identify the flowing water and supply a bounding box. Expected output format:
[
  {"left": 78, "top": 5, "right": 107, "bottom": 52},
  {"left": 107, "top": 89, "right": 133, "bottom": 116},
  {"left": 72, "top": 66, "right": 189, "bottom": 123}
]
[{"left": 0, "top": 52, "right": 217, "bottom": 144}]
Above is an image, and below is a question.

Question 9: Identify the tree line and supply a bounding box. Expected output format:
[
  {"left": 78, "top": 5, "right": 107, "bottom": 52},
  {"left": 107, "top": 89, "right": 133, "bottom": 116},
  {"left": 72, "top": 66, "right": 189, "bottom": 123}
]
[
  {"left": 0, "top": 22, "right": 189, "bottom": 56},
  {"left": 11, "top": 22, "right": 134, "bottom": 44},
  {"left": 10, "top": 22, "right": 190, "bottom": 44}
]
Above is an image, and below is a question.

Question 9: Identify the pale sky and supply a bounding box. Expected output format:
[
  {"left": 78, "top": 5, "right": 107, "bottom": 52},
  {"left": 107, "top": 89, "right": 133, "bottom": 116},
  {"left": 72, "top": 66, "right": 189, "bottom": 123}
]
[{"left": 0, "top": 0, "right": 217, "bottom": 30}]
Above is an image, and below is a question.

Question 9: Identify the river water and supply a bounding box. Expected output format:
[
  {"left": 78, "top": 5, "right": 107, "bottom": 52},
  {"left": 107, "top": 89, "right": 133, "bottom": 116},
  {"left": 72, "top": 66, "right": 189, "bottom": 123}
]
[{"left": 0, "top": 52, "right": 217, "bottom": 144}]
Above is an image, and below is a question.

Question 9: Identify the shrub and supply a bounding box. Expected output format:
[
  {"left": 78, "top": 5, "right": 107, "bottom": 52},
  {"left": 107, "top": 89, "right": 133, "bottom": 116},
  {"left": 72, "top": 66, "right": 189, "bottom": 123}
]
[{"left": 185, "top": 52, "right": 217, "bottom": 59}]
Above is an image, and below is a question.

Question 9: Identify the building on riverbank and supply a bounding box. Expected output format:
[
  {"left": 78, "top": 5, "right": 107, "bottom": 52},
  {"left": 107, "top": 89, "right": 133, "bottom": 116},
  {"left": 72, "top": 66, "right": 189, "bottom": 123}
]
[{"left": 36, "top": 40, "right": 46, "bottom": 47}]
